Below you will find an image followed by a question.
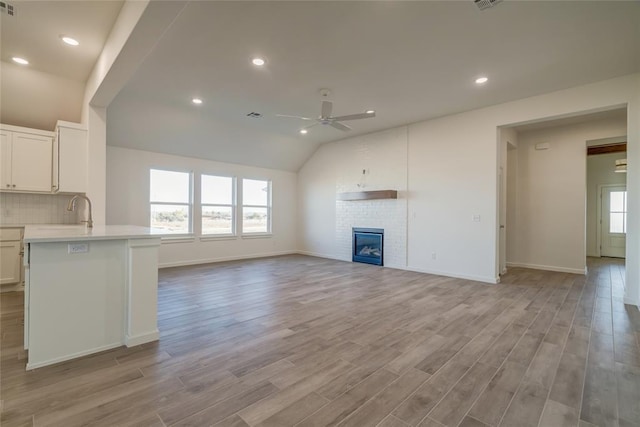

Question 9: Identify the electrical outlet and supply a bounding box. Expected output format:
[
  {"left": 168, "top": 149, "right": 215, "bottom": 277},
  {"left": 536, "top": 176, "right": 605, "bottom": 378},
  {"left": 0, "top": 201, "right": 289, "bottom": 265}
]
[
  {"left": 431, "top": 252, "right": 437, "bottom": 260},
  {"left": 473, "top": 214, "right": 481, "bottom": 222},
  {"left": 68, "top": 243, "right": 89, "bottom": 254}
]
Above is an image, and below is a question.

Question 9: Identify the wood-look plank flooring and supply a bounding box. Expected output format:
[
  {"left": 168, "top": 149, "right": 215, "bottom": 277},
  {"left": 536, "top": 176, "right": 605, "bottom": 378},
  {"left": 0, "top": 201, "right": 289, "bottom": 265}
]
[{"left": 1, "top": 255, "right": 638, "bottom": 427}]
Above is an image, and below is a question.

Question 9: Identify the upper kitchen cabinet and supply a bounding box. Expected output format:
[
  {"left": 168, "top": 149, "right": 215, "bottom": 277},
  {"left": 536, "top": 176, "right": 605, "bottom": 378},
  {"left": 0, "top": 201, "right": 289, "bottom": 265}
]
[
  {"left": 0, "top": 125, "right": 54, "bottom": 193},
  {"left": 53, "top": 121, "right": 87, "bottom": 194}
]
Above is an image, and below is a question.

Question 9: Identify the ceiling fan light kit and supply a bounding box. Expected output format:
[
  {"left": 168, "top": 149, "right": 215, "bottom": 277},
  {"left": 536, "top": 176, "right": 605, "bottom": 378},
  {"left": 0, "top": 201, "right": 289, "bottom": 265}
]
[
  {"left": 614, "top": 158, "right": 627, "bottom": 173},
  {"left": 276, "top": 88, "right": 376, "bottom": 134}
]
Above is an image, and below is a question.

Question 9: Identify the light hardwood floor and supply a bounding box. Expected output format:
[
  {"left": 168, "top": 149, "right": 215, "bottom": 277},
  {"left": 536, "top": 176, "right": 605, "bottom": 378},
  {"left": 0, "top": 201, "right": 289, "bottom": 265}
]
[{"left": 1, "top": 255, "right": 638, "bottom": 427}]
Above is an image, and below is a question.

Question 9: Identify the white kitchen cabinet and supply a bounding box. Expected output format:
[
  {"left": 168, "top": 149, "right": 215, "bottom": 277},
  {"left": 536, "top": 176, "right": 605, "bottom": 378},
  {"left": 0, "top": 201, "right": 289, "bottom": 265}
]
[
  {"left": 0, "top": 125, "right": 54, "bottom": 193},
  {"left": 53, "top": 121, "right": 87, "bottom": 193},
  {"left": 0, "top": 228, "right": 23, "bottom": 289}
]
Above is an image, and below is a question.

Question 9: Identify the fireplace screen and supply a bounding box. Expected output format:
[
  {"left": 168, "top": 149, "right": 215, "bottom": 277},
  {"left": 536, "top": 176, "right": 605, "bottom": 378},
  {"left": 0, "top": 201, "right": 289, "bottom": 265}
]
[{"left": 352, "top": 228, "right": 384, "bottom": 266}]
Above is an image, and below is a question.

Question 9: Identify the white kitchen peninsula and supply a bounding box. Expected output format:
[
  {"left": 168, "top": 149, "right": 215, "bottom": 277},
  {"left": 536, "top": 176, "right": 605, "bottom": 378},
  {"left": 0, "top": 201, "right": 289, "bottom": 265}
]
[{"left": 23, "top": 225, "right": 162, "bottom": 370}]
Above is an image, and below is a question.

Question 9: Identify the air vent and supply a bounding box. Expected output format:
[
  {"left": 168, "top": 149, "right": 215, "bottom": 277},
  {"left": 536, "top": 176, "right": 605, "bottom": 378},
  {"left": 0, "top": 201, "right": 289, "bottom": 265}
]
[
  {"left": 0, "top": 1, "right": 16, "bottom": 16},
  {"left": 246, "top": 112, "right": 262, "bottom": 118},
  {"left": 474, "top": 0, "right": 502, "bottom": 11}
]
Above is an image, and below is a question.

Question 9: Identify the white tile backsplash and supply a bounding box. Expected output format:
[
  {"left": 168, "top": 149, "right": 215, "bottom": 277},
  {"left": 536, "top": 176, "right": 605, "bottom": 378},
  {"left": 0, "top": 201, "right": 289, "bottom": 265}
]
[
  {"left": 336, "top": 197, "right": 407, "bottom": 268},
  {"left": 331, "top": 127, "right": 409, "bottom": 269},
  {"left": 0, "top": 193, "right": 79, "bottom": 225}
]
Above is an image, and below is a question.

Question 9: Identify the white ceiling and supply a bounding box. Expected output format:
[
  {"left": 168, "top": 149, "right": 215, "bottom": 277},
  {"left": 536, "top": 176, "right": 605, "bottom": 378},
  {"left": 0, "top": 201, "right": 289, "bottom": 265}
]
[
  {"left": 3, "top": 2, "right": 638, "bottom": 171},
  {"left": 0, "top": 0, "right": 123, "bottom": 129},
  {"left": 1, "top": 0, "right": 123, "bottom": 81},
  {"left": 108, "top": 1, "right": 639, "bottom": 172}
]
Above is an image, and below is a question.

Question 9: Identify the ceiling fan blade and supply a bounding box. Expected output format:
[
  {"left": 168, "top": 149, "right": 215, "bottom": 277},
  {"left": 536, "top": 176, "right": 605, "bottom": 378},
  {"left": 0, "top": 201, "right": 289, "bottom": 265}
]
[
  {"left": 276, "top": 114, "right": 315, "bottom": 121},
  {"left": 321, "top": 101, "right": 333, "bottom": 118},
  {"left": 304, "top": 122, "right": 320, "bottom": 130},
  {"left": 331, "top": 112, "right": 376, "bottom": 121},
  {"left": 330, "top": 121, "right": 351, "bottom": 132}
]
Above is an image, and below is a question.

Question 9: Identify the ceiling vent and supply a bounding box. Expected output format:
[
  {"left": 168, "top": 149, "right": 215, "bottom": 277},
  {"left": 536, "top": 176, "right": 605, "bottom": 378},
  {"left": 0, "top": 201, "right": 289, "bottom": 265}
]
[
  {"left": 0, "top": 1, "right": 16, "bottom": 16},
  {"left": 474, "top": 0, "right": 502, "bottom": 11},
  {"left": 246, "top": 112, "right": 262, "bottom": 118}
]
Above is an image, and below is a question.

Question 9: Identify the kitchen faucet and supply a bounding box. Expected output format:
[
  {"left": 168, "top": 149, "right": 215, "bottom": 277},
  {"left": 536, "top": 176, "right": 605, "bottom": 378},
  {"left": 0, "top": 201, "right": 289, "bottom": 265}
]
[{"left": 67, "top": 195, "right": 93, "bottom": 228}]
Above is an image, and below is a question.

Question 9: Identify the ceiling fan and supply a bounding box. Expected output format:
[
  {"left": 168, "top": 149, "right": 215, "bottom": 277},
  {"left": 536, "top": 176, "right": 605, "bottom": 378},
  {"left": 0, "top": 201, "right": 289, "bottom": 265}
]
[{"left": 276, "top": 89, "right": 376, "bottom": 133}]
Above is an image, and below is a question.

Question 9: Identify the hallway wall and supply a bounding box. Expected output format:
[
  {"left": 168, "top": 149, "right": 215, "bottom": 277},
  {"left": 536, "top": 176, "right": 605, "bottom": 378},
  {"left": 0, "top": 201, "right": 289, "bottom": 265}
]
[{"left": 507, "top": 115, "right": 626, "bottom": 273}]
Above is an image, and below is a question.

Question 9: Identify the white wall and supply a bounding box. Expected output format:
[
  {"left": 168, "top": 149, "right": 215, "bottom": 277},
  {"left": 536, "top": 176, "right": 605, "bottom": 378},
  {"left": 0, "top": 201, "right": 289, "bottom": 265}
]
[
  {"left": 0, "top": 61, "right": 84, "bottom": 131},
  {"left": 298, "top": 127, "right": 408, "bottom": 268},
  {"left": 586, "top": 151, "right": 627, "bottom": 256},
  {"left": 406, "top": 114, "right": 500, "bottom": 282},
  {"left": 82, "top": 0, "right": 186, "bottom": 226},
  {"left": 298, "top": 73, "right": 640, "bottom": 305},
  {"left": 507, "top": 116, "right": 626, "bottom": 273},
  {"left": 81, "top": 1, "right": 150, "bottom": 226},
  {"left": 106, "top": 146, "right": 297, "bottom": 267}
]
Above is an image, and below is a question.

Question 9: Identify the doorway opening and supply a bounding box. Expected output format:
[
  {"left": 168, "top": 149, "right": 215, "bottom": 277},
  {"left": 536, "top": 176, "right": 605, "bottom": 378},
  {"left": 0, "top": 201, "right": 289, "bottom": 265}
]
[
  {"left": 498, "top": 107, "right": 627, "bottom": 278},
  {"left": 587, "top": 137, "right": 627, "bottom": 260}
]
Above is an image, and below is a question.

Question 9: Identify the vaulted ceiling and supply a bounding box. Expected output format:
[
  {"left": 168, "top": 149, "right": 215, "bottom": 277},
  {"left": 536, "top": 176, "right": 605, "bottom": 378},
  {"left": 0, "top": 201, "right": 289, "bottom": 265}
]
[
  {"left": 0, "top": 0, "right": 123, "bottom": 129},
  {"left": 2, "top": 1, "right": 639, "bottom": 171}
]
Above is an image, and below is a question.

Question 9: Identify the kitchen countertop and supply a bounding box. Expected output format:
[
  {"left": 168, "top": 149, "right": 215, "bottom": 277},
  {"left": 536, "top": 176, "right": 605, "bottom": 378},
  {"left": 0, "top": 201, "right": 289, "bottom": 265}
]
[{"left": 24, "top": 225, "right": 163, "bottom": 243}]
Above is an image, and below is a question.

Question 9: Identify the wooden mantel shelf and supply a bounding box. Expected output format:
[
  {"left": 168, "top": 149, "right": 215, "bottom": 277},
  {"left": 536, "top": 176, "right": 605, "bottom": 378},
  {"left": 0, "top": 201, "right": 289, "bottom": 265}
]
[{"left": 337, "top": 190, "right": 398, "bottom": 201}]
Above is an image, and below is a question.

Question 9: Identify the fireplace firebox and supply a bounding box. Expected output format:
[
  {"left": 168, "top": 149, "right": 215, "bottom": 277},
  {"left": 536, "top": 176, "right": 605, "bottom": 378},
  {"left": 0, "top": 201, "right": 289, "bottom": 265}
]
[{"left": 352, "top": 228, "right": 384, "bottom": 266}]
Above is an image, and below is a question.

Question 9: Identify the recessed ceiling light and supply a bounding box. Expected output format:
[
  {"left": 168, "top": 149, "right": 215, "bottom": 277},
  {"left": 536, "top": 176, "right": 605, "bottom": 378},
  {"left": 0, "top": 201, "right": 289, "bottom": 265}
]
[
  {"left": 61, "top": 36, "right": 79, "bottom": 46},
  {"left": 366, "top": 110, "right": 375, "bottom": 114},
  {"left": 252, "top": 58, "right": 265, "bottom": 66},
  {"left": 475, "top": 76, "right": 489, "bottom": 84},
  {"left": 192, "top": 98, "right": 203, "bottom": 105},
  {"left": 300, "top": 129, "right": 308, "bottom": 134},
  {"left": 12, "top": 57, "right": 29, "bottom": 65}
]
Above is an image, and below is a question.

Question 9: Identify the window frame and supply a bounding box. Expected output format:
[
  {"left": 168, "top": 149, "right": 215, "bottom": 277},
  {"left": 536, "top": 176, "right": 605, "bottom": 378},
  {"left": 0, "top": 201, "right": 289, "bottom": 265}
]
[
  {"left": 200, "top": 173, "right": 237, "bottom": 237},
  {"left": 149, "top": 168, "right": 194, "bottom": 236},
  {"left": 609, "top": 190, "right": 627, "bottom": 234},
  {"left": 241, "top": 178, "right": 272, "bottom": 236}
]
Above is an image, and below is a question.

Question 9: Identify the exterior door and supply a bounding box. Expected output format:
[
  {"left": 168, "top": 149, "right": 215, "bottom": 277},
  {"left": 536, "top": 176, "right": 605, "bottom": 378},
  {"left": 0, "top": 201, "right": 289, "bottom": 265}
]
[{"left": 601, "top": 186, "right": 626, "bottom": 258}]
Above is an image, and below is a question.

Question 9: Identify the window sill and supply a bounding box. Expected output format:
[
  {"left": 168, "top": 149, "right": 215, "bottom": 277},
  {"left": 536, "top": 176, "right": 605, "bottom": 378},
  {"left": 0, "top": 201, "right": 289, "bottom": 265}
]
[
  {"left": 160, "top": 234, "right": 196, "bottom": 244},
  {"left": 241, "top": 233, "right": 273, "bottom": 239},
  {"left": 200, "top": 235, "right": 238, "bottom": 242}
]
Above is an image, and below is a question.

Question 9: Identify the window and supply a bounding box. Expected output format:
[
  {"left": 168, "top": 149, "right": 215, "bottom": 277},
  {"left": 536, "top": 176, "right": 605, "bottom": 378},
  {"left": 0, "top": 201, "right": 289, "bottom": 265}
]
[
  {"left": 242, "top": 178, "right": 271, "bottom": 234},
  {"left": 150, "top": 169, "right": 191, "bottom": 233},
  {"left": 201, "top": 175, "right": 235, "bottom": 235},
  {"left": 609, "top": 190, "right": 627, "bottom": 234}
]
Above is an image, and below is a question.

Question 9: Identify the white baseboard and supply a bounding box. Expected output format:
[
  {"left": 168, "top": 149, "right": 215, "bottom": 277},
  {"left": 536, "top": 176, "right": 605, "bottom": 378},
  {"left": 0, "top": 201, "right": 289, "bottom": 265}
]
[
  {"left": 159, "top": 250, "right": 298, "bottom": 268},
  {"left": 401, "top": 266, "right": 499, "bottom": 284},
  {"left": 297, "top": 252, "right": 498, "bottom": 284},
  {"left": 506, "top": 262, "right": 586, "bottom": 275},
  {"left": 125, "top": 330, "right": 159, "bottom": 347},
  {"left": 26, "top": 342, "right": 122, "bottom": 370},
  {"left": 296, "top": 250, "right": 347, "bottom": 262}
]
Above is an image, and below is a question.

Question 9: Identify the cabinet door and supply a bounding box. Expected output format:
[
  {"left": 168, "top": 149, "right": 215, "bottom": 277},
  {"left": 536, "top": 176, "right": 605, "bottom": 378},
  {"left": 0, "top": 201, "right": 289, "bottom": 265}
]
[
  {"left": 0, "top": 241, "right": 21, "bottom": 285},
  {"left": 0, "top": 130, "right": 11, "bottom": 190},
  {"left": 11, "top": 132, "right": 52, "bottom": 192}
]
